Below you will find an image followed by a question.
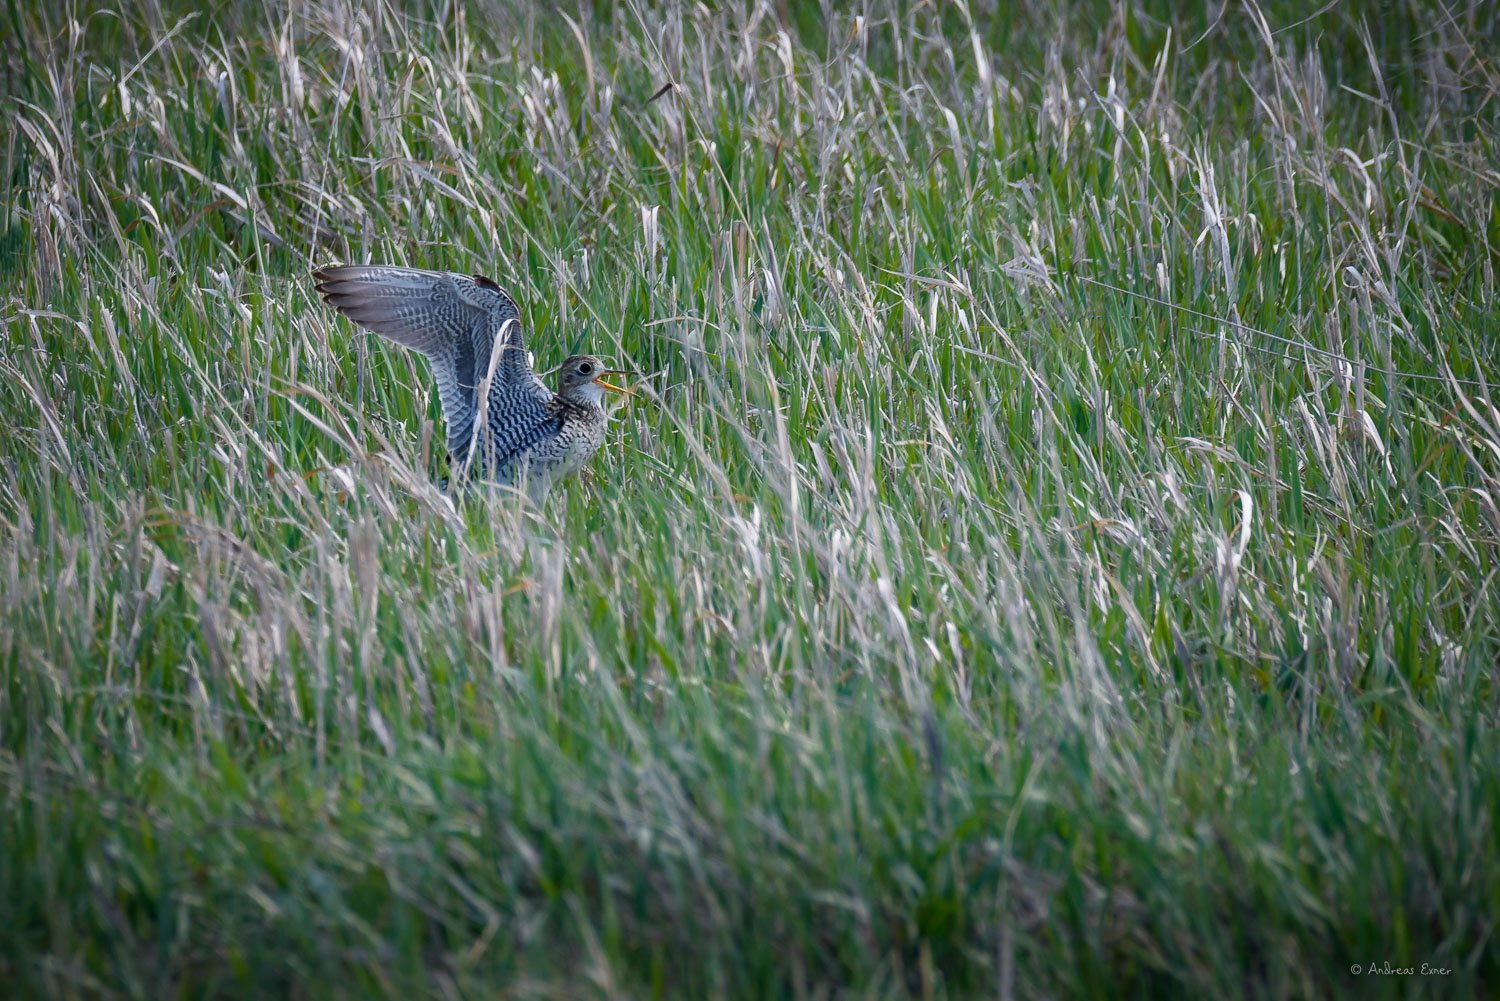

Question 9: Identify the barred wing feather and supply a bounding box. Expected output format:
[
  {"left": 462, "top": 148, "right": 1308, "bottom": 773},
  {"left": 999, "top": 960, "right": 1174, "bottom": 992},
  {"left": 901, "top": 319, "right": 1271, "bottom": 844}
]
[{"left": 312, "top": 265, "right": 552, "bottom": 469}]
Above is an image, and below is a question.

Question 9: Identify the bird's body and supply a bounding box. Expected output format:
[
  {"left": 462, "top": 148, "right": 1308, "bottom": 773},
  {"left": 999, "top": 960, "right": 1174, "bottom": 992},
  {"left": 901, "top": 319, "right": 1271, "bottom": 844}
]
[{"left": 312, "top": 265, "right": 629, "bottom": 495}]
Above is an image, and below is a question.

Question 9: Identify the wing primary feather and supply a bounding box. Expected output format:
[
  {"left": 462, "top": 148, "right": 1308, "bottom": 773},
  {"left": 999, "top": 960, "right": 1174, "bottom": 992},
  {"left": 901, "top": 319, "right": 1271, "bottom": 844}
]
[{"left": 312, "top": 264, "right": 555, "bottom": 484}]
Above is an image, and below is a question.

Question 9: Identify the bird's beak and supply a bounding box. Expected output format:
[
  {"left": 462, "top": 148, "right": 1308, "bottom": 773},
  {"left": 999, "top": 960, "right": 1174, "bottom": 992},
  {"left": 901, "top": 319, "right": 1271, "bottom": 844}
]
[{"left": 594, "top": 370, "right": 635, "bottom": 396}]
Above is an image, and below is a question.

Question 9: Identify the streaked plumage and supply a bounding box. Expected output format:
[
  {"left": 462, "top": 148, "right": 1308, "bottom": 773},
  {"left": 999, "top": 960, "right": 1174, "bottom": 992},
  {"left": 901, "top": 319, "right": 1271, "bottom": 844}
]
[{"left": 312, "top": 265, "right": 628, "bottom": 494}]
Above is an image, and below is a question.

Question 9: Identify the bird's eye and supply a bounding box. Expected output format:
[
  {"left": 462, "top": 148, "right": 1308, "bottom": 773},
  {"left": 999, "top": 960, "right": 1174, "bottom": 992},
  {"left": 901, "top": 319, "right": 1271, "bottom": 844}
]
[{"left": 578, "top": 363, "right": 593, "bottom": 375}]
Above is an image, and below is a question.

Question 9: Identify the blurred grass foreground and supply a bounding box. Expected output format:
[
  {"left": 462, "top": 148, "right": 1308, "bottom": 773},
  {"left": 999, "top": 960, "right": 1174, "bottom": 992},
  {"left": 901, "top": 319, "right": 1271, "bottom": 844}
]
[{"left": 2, "top": 1, "right": 1499, "bottom": 998}]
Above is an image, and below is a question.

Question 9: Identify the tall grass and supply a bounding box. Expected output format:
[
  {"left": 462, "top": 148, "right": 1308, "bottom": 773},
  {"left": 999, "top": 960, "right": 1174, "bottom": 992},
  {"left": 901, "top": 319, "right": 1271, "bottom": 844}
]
[{"left": 2, "top": 0, "right": 1498, "bottom": 997}]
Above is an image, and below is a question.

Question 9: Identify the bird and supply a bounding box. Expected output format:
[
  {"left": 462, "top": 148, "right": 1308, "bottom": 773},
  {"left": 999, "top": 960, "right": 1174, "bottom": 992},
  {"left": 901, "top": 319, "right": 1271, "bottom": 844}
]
[{"left": 312, "top": 264, "right": 631, "bottom": 496}]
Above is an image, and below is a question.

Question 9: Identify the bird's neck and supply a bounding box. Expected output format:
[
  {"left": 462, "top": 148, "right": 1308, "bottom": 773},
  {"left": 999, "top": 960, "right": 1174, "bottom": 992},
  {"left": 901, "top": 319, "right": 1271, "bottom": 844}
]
[{"left": 559, "top": 383, "right": 608, "bottom": 410}]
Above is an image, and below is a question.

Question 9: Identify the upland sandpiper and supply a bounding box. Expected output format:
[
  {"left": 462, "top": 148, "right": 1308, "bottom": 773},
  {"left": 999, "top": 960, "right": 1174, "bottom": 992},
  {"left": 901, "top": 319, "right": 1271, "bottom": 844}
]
[{"left": 313, "top": 265, "right": 631, "bottom": 495}]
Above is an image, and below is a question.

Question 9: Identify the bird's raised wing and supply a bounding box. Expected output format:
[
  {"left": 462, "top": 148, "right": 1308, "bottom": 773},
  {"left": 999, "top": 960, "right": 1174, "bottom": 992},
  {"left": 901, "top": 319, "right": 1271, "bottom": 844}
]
[{"left": 312, "top": 265, "right": 549, "bottom": 463}]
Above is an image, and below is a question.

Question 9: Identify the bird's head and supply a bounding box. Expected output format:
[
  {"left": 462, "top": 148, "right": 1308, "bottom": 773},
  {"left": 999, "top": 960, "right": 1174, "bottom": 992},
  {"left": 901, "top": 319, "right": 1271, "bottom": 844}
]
[{"left": 556, "top": 354, "right": 634, "bottom": 407}]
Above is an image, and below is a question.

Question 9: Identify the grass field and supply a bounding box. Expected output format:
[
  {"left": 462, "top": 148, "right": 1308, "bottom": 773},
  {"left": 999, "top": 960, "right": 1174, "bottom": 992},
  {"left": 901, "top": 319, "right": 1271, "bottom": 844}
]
[{"left": 3, "top": 0, "right": 1499, "bottom": 997}]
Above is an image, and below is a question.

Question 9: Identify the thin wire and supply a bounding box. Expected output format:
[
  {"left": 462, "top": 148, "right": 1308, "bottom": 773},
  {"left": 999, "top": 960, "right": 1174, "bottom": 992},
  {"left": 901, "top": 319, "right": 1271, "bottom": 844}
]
[{"left": 1070, "top": 275, "right": 1492, "bottom": 390}]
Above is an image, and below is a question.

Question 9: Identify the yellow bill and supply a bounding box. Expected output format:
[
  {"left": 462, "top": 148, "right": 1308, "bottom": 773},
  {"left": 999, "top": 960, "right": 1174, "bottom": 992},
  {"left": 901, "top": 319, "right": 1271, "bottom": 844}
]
[{"left": 594, "top": 370, "right": 636, "bottom": 396}]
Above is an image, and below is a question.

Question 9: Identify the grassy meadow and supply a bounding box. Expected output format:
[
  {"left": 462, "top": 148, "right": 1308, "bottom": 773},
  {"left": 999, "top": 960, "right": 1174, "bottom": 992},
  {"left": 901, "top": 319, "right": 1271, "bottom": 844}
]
[{"left": 3, "top": 0, "right": 1499, "bottom": 997}]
